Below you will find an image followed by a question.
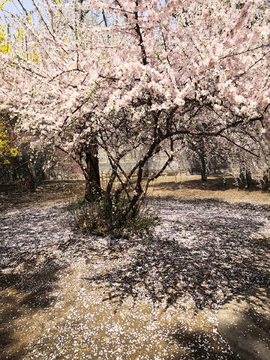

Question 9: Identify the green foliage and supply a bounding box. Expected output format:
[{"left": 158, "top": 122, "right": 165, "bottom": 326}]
[{"left": 68, "top": 196, "right": 159, "bottom": 238}]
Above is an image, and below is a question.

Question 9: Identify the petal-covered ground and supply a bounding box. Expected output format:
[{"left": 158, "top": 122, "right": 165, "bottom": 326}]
[{"left": 0, "top": 193, "right": 269, "bottom": 359}]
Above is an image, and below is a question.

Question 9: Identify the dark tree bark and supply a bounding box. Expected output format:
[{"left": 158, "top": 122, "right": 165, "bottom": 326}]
[
  {"left": 246, "top": 168, "right": 252, "bottom": 189},
  {"left": 84, "top": 142, "right": 101, "bottom": 202},
  {"left": 238, "top": 167, "right": 246, "bottom": 189},
  {"left": 199, "top": 152, "right": 207, "bottom": 181},
  {"left": 261, "top": 169, "right": 269, "bottom": 192}
]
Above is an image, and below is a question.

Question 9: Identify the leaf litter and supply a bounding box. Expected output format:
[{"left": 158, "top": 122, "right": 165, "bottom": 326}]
[{"left": 0, "top": 197, "right": 269, "bottom": 359}]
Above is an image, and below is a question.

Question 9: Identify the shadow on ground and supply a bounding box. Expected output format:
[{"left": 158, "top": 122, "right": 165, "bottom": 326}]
[
  {"left": 83, "top": 199, "right": 270, "bottom": 312},
  {"left": 0, "top": 258, "right": 67, "bottom": 360},
  {"left": 169, "top": 327, "right": 240, "bottom": 360},
  {"left": 151, "top": 176, "right": 263, "bottom": 192}
]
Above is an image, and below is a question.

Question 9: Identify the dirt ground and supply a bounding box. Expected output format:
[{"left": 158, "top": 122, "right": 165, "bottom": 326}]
[
  {"left": 0, "top": 180, "right": 86, "bottom": 212},
  {"left": 148, "top": 174, "right": 270, "bottom": 205},
  {"left": 0, "top": 175, "right": 269, "bottom": 360},
  {"left": 1, "top": 174, "right": 269, "bottom": 211}
]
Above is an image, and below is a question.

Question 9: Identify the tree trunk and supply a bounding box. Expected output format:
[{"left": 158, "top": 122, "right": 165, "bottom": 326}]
[
  {"left": 238, "top": 168, "right": 246, "bottom": 189},
  {"left": 199, "top": 153, "right": 207, "bottom": 181},
  {"left": 84, "top": 142, "right": 101, "bottom": 202},
  {"left": 29, "top": 173, "right": 36, "bottom": 192},
  {"left": 261, "top": 169, "right": 269, "bottom": 192},
  {"left": 246, "top": 169, "right": 252, "bottom": 189}
]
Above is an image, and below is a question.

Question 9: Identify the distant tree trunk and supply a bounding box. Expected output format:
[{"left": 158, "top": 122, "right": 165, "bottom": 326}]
[
  {"left": 29, "top": 171, "right": 44, "bottom": 192},
  {"left": 246, "top": 168, "right": 252, "bottom": 189},
  {"left": 238, "top": 167, "right": 246, "bottom": 189},
  {"left": 261, "top": 169, "right": 269, "bottom": 192},
  {"left": 199, "top": 152, "right": 207, "bottom": 181},
  {"left": 28, "top": 173, "right": 36, "bottom": 192},
  {"left": 84, "top": 142, "right": 101, "bottom": 202}
]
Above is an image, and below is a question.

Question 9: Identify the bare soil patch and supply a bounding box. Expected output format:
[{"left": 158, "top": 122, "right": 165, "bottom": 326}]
[
  {"left": 0, "top": 176, "right": 269, "bottom": 359},
  {"left": 148, "top": 174, "right": 270, "bottom": 206},
  {"left": 1, "top": 174, "right": 269, "bottom": 211},
  {"left": 0, "top": 180, "right": 85, "bottom": 212}
]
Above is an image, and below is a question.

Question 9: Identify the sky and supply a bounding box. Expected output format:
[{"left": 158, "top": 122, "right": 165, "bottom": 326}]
[
  {"left": 0, "top": 0, "right": 38, "bottom": 27},
  {"left": 1, "top": 0, "right": 34, "bottom": 19}
]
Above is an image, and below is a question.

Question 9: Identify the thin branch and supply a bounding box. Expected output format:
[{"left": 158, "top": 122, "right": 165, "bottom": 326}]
[
  {"left": 31, "top": 0, "right": 56, "bottom": 41},
  {"left": 49, "top": 69, "right": 87, "bottom": 82},
  {"left": 218, "top": 134, "right": 260, "bottom": 157}
]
